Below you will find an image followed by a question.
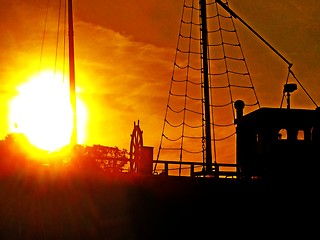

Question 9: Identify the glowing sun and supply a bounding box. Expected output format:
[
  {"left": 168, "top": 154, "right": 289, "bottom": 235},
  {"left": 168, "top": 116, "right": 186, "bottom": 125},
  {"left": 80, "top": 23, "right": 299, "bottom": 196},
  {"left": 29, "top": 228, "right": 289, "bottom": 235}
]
[{"left": 9, "top": 70, "right": 87, "bottom": 151}]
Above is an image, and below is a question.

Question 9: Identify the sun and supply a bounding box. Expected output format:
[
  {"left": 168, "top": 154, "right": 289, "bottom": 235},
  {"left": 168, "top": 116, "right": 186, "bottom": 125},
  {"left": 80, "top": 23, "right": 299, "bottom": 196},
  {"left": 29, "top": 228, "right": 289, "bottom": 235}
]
[{"left": 9, "top": 70, "right": 87, "bottom": 152}]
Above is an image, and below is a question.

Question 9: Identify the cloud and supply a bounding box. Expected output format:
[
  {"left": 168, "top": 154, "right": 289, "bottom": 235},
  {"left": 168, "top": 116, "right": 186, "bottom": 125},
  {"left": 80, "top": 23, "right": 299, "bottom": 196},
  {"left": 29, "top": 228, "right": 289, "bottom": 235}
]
[
  {"left": 74, "top": 0, "right": 183, "bottom": 47},
  {"left": 70, "top": 20, "right": 175, "bottom": 147}
]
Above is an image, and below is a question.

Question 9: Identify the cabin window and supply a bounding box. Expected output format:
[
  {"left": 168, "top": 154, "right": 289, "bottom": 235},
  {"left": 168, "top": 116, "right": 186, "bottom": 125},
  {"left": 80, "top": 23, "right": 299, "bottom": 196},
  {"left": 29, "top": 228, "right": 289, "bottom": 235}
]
[
  {"left": 297, "top": 130, "right": 304, "bottom": 140},
  {"left": 278, "top": 129, "right": 287, "bottom": 140}
]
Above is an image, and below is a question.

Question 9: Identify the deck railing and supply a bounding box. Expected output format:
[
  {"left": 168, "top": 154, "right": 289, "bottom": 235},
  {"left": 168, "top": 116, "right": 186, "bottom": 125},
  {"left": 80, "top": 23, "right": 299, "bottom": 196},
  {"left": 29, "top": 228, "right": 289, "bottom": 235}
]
[{"left": 153, "top": 160, "right": 238, "bottom": 178}]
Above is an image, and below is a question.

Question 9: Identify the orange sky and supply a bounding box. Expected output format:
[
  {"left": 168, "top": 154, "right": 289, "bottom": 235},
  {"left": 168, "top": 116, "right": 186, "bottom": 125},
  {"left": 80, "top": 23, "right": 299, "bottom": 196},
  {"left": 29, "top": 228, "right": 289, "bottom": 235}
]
[{"left": 0, "top": 0, "right": 319, "bottom": 160}]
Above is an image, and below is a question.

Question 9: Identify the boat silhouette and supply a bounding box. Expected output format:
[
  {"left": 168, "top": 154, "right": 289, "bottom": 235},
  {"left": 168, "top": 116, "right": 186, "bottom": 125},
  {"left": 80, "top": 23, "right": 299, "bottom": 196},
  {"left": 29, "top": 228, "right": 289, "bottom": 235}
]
[{"left": 0, "top": 1, "right": 318, "bottom": 239}]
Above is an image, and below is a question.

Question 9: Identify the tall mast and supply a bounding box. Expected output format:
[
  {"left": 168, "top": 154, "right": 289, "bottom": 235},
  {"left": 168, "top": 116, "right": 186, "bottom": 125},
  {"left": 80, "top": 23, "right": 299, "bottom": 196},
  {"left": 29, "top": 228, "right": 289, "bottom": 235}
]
[
  {"left": 68, "top": 0, "right": 77, "bottom": 147},
  {"left": 200, "top": 0, "right": 213, "bottom": 173}
]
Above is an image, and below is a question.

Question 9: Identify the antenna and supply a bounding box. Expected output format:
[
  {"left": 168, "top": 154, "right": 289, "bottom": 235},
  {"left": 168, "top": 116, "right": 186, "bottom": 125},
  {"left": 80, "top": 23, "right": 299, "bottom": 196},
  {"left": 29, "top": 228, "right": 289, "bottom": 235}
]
[{"left": 283, "top": 83, "right": 297, "bottom": 109}]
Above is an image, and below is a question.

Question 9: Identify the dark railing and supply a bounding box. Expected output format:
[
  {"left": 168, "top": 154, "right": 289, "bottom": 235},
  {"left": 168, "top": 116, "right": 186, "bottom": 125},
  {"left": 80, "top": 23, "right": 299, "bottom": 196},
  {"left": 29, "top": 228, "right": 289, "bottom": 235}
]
[{"left": 153, "top": 160, "right": 238, "bottom": 178}]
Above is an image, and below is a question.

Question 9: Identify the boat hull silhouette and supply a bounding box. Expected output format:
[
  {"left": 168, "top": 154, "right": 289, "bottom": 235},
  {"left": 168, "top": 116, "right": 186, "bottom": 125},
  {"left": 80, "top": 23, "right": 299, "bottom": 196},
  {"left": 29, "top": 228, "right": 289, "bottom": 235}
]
[{"left": 0, "top": 166, "right": 316, "bottom": 239}]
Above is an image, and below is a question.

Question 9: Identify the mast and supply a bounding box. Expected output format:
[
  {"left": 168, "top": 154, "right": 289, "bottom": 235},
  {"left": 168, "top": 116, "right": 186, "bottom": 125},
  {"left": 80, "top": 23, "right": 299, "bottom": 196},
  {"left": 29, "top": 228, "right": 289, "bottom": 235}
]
[
  {"left": 68, "top": 0, "right": 77, "bottom": 147},
  {"left": 200, "top": 0, "right": 213, "bottom": 173}
]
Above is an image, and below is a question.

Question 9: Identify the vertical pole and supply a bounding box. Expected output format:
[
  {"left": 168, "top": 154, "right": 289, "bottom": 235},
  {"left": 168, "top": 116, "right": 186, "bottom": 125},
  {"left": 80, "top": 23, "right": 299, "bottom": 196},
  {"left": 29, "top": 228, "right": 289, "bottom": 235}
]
[
  {"left": 68, "top": 0, "right": 77, "bottom": 147},
  {"left": 200, "top": 0, "right": 213, "bottom": 173},
  {"left": 286, "top": 93, "right": 291, "bottom": 109}
]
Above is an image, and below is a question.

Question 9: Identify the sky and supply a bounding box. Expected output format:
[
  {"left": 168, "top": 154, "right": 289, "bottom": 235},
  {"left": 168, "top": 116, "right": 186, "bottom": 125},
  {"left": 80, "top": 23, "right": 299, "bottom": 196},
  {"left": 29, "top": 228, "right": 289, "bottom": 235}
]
[{"left": 0, "top": 0, "right": 319, "bottom": 161}]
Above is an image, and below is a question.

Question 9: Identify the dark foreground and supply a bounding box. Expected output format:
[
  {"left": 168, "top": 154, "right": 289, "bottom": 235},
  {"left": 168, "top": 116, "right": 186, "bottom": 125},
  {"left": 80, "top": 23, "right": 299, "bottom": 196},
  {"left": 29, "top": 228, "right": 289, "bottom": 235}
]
[{"left": 0, "top": 166, "right": 317, "bottom": 239}]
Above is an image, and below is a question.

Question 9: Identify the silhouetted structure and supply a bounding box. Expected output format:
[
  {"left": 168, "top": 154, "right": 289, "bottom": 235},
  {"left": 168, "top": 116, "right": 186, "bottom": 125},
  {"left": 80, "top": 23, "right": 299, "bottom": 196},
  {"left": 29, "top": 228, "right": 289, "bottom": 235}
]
[
  {"left": 154, "top": 0, "right": 319, "bottom": 182},
  {"left": 235, "top": 100, "right": 320, "bottom": 181}
]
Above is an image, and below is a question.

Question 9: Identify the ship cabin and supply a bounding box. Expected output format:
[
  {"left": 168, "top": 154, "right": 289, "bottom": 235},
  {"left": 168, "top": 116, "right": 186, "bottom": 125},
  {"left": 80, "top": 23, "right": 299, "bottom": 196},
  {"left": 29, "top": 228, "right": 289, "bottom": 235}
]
[{"left": 234, "top": 100, "right": 320, "bottom": 181}]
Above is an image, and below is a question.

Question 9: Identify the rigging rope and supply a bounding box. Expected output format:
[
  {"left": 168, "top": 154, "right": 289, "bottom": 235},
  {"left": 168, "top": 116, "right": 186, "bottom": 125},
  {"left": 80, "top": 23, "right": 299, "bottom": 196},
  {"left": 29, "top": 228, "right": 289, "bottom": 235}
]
[
  {"left": 289, "top": 70, "right": 318, "bottom": 107},
  {"left": 156, "top": 0, "right": 318, "bottom": 176},
  {"left": 54, "top": 0, "right": 63, "bottom": 78},
  {"left": 62, "top": 0, "right": 67, "bottom": 84},
  {"left": 38, "top": 0, "right": 68, "bottom": 84},
  {"left": 216, "top": 0, "right": 317, "bottom": 109},
  {"left": 280, "top": 66, "right": 318, "bottom": 108},
  {"left": 154, "top": 0, "right": 260, "bottom": 176},
  {"left": 38, "top": 0, "right": 51, "bottom": 74}
]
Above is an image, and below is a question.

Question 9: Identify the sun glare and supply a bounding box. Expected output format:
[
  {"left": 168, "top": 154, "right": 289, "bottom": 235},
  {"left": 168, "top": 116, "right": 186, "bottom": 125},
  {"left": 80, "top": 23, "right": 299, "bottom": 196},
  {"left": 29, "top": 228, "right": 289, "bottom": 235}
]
[{"left": 9, "top": 70, "right": 87, "bottom": 152}]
